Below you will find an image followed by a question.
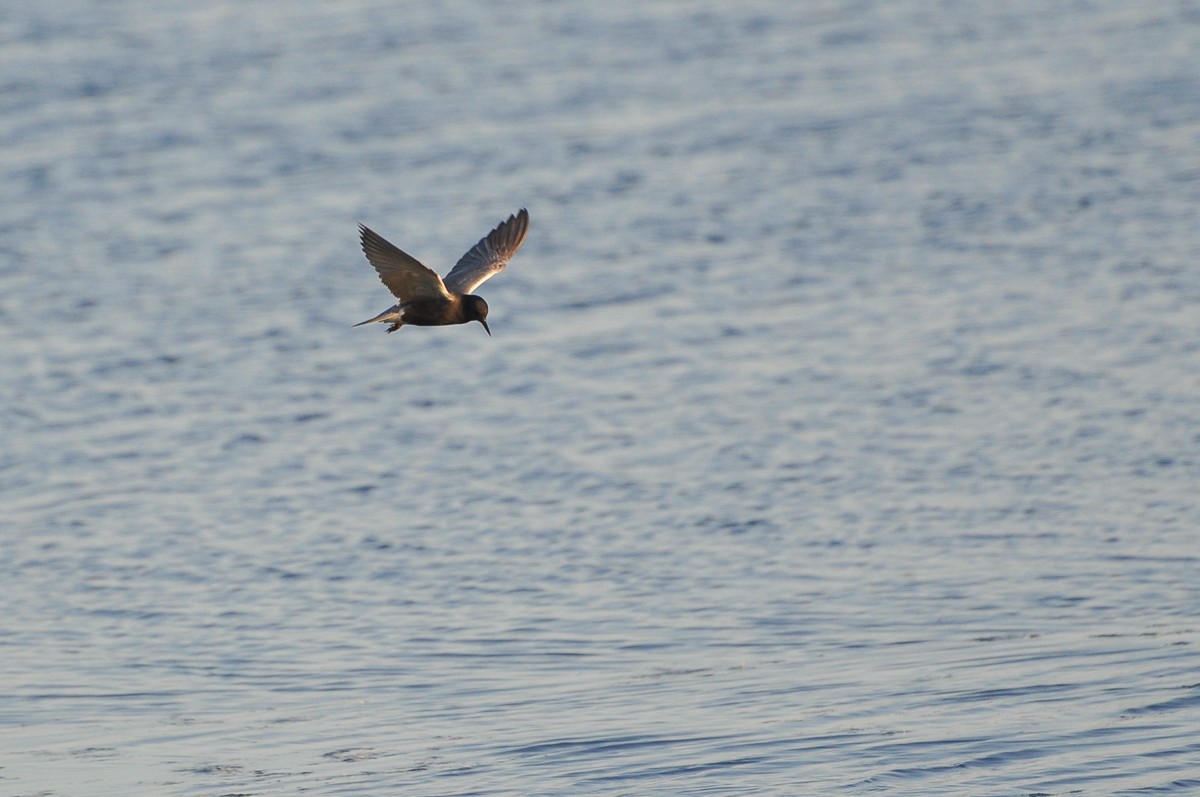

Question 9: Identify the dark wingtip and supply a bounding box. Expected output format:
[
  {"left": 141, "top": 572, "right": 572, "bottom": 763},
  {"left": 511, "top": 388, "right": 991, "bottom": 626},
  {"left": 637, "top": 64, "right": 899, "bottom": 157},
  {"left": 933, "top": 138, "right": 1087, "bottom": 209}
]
[{"left": 502, "top": 208, "right": 530, "bottom": 250}]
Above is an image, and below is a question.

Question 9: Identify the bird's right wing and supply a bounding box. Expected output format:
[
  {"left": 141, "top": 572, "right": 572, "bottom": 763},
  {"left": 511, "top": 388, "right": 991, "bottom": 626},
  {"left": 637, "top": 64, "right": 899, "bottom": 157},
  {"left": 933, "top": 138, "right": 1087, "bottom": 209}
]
[
  {"left": 359, "top": 224, "right": 451, "bottom": 301},
  {"left": 442, "top": 208, "right": 529, "bottom": 295}
]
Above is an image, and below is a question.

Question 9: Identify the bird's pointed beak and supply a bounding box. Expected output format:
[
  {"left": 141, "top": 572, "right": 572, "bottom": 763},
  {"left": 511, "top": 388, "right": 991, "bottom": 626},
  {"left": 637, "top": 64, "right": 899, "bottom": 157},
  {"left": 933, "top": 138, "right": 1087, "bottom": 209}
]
[{"left": 480, "top": 319, "right": 491, "bottom": 337}]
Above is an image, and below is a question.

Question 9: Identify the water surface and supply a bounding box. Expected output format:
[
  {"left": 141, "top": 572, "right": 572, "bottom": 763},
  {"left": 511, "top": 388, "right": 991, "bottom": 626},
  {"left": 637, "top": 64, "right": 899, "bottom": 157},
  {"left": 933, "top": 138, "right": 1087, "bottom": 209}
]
[{"left": 3, "top": 1, "right": 1200, "bottom": 794}]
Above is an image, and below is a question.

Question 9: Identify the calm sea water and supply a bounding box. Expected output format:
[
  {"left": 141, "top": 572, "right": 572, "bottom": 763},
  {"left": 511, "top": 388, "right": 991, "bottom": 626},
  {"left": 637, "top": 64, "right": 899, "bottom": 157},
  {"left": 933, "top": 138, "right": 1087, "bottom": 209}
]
[{"left": 3, "top": 1, "right": 1200, "bottom": 795}]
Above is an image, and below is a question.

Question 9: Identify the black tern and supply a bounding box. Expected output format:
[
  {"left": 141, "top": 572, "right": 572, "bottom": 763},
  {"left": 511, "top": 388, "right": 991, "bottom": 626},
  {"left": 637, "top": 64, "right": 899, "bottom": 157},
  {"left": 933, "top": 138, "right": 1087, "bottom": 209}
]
[{"left": 354, "top": 208, "right": 530, "bottom": 335}]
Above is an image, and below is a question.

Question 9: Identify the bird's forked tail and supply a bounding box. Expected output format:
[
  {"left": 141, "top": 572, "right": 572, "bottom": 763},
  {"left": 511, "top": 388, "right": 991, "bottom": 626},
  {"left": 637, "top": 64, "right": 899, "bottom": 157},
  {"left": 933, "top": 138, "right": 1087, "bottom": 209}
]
[{"left": 353, "top": 307, "right": 398, "bottom": 328}]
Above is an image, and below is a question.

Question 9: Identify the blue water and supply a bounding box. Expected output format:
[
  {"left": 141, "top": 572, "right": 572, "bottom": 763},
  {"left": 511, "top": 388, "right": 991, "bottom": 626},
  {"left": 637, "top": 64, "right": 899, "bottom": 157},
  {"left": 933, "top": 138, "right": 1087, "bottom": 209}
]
[{"left": 3, "top": 1, "right": 1200, "bottom": 794}]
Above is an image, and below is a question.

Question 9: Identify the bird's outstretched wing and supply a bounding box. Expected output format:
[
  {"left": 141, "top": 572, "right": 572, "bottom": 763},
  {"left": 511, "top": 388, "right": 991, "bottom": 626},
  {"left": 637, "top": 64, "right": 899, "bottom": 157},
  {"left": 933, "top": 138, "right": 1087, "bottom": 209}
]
[
  {"left": 442, "top": 208, "right": 529, "bottom": 295},
  {"left": 359, "top": 224, "right": 451, "bottom": 301}
]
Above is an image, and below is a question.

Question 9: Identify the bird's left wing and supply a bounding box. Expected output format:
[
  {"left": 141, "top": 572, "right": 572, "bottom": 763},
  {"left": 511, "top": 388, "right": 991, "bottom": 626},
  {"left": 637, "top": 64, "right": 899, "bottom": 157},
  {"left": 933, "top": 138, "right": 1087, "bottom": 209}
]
[{"left": 359, "top": 224, "right": 451, "bottom": 301}]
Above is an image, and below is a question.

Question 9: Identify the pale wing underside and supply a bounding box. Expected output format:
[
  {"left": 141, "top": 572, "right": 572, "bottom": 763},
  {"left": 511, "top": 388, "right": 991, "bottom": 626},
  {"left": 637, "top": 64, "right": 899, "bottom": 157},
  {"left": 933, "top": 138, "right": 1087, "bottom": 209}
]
[
  {"left": 359, "top": 224, "right": 450, "bottom": 301},
  {"left": 442, "top": 208, "right": 530, "bottom": 295}
]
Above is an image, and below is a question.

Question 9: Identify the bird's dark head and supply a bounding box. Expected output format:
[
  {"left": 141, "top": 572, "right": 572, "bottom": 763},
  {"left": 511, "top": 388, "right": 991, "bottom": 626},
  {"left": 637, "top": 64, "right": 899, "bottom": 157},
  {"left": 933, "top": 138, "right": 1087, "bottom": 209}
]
[{"left": 463, "top": 294, "right": 491, "bottom": 336}]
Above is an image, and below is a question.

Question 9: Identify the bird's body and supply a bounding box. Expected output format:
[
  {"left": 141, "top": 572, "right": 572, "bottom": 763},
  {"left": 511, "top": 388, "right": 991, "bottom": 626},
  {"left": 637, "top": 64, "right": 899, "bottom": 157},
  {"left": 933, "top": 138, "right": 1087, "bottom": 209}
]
[
  {"left": 353, "top": 294, "right": 489, "bottom": 332},
  {"left": 354, "top": 208, "right": 529, "bottom": 336}
]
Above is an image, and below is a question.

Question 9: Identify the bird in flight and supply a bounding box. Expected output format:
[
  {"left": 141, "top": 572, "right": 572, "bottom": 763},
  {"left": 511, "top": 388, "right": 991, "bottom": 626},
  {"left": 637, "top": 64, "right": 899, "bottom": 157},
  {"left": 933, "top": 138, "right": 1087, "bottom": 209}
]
[{"left": 354, "top": 208, "right": 530, "bottom": 335}]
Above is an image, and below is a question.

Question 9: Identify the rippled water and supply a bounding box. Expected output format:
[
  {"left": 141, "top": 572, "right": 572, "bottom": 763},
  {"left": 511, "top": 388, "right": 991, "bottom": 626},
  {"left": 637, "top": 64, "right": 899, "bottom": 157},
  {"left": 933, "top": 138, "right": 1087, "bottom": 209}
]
[{"left": 3, "top": 1, "right": 1200, "bottom": 794}]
